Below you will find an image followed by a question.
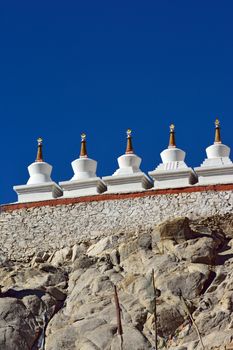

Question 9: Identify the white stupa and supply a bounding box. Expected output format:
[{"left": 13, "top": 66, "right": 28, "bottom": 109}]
[
  {"left": 59, "top": 133, "right": 106, "bottom": 197},
  {"left": 14, "top": 138, "right": 63, "bottom": 202},
  {"left": 195, "top": 119, "right": 233, "bottom": 185},
  {"left": 102, "top": 129, "right": 152, "bottom": 193},
  {"left": 148, "top": 124, "right": 197, "bottom": 189}
]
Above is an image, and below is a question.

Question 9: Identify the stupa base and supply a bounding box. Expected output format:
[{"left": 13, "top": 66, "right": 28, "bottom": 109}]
[
  {"left": 194, "top": 164, "right": 233, "bottom": 185},
  {"left": 102, "top": 173, "right": 152, "bottom": 193},
  {"left": 59, "top": 177, "right": 106, "bottom": 197},
  {"left": 149, "top": 168, "right": 197, "bottom": 189},
  {"left": 13, "top": 182, "right": 63, "bottom": 203}
]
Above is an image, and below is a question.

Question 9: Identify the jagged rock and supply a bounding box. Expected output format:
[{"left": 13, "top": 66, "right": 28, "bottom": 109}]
[
  {"left": 0, "top": 298, "right": 38, "bottom": 350},
  {"left": 0, "top": 252, "right": 9, "bottom": 267},
  {"left": 109, "top": 249, "right": 120, "bottom": 266},
  {"left": 116, "top": 291, "right": 148, "bottom": 329},
  {"left": 0, "top": 215, "right": 232, "bottom": 349},
  {"left": 73, "top": 255, "right": 96, "bottom": 270},
  {"left": 73, "top": 318, "right": 108, "bottom": 336},
  {"left": 166, "top": 270, "right": 209, "bottom": 299},
  {"left": 196, "top": 310, "right": 231, "bottom": 335},
  {"left": 46, "top": 318, "right": 109, "bottom": 350},
  {"left": 0, "top": 265, "right": 66, "bottom": 293},
  {"left": 22, "top": 294, "right": 44, "bottom": 318},
  {"left": 31, "top": 251, "right": 50, "bottom": 267},
  {"left": 220, "top": 216, "right": 233, "bottom": 238},
  {"left": 120, "top": 274, "right": 154, "bottom": 311},
  {"left": 71, "top": 243, "right": 87, "bottom": 262},
  {"left": 118, "top": 238, "right": 138, "bottom": 261},
  {"left": 154, "top": 217, "right": 194, "bottom": 243},
  {"left": 83, "top": 324, "right": 117, "bottom": 349},
  {"left": 49, "top": 247, "right": 72, "bottom": 266},
  {"left": 46, "top": 286, "right": 67, "bottom": 301},
  {"left": 87, "top": 236, "right": 118, "bottom": 257},
  {"left": 157, "top": 305, "right": 185, "bottom": 338},
  {"left": 229, "top": 238, "right": 233, "bottom": 249},
  {"left": 110, "top": 326, "right": 152, "bottom": 350},
  {"left": 91, "top": 275, "right": 113, "bottom": 294},
  {"left": 137, "top": 232, "right": 152, "bottom": 250},
  {"left": 45, "top": 324, "right": 80, "bottom": 350},
  {"left": 173, "top": 237, "right": 217, "bottom": 264},
  {"left": 79, "top": 339, "right": 99, "bottom": 349}
]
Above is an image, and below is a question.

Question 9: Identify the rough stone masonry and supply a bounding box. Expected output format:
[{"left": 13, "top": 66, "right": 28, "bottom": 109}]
[{"left": 1, "top": 185, "right": 233, "bottom": 261}]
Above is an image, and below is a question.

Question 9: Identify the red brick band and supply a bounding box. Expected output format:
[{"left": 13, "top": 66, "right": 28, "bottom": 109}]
[{"left": 2, "top": 183, "right": 233, "bottom": 212}]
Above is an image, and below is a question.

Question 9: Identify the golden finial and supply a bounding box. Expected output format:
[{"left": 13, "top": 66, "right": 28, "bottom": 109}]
[
  {"left": 168, "top": 123, "right": 176, "bottom": 148},
  {"left": 36, "top": 137, "right": 43, "bottom": 162},
  {"left": 127, "top": 129, "right": 132, "bottom": 137},
  {"left": 81, "top": 133, "right": 86, "bottom": 142},
  {"left": 170, "top": 124, "right": 175, "bottom": 132},
  {"left": 80, "top": 133, "right": 88, "bottom": 158},
  {"left": 214, "top": 118, "right": 221, "bottom": 144},
  {"left": 125, "top": 129, "right": 134, "bottom": 154}
]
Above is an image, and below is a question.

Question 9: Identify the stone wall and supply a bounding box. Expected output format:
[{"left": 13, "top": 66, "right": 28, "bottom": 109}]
[{"left": 1, "top": 184, "right": 233, "bottom": 261}]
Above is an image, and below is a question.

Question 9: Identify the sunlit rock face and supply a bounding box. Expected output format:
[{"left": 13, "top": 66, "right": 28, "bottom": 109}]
[{"left": 0, "top": 215, "right": 232, "bottom": 349}]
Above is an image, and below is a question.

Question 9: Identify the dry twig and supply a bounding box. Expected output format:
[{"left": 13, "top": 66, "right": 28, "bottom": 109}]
[
  {"left": 152, "top": 269, "right": 158, "bottom": 350},
  {"left": 114, "top": 285, "right": 123, "bottom": 350},
  {"left": 179, "top": 291, "right": 205, "bottom": 350}
]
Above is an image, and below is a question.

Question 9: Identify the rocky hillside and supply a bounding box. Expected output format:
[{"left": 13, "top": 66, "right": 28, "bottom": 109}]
[{"left": 0, "top": 215, "right": 233, "bottom": 349}]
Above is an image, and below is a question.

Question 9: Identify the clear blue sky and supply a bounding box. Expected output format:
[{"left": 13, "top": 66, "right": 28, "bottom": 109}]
[{"left": 0, "top": 1, "right": 233, "bottom": 203}]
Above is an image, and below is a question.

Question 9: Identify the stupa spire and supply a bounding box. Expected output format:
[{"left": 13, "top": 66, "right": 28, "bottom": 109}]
[
  {"left": 14, "top": 136, "right": 63, "bottom": 202},
  {"left": 195, "top": 118, "right": 233, "bottom": 184},
  {"left": 59, "top": 131, "right": 106, "bottom": 196},
  {"left": 102, "top": 129, "right": 152, "bottom": 192},
  {"left": 214, "top": 118, "right": 221, "bottom": 144},
  {"left": 149, "top": 122, "right": 197, "bottom": 188},
  {"left": 80, "top": 133, "right": 88, "bottom": 158},
  {"left": 125, "top": 129, "right": 134, "bottom": 154},
  {"left": 36, "top": 137, "right": 43, "bottom": 162},
  {"left": 168, "top": 124, "right": 176, "bottom": 148}
]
